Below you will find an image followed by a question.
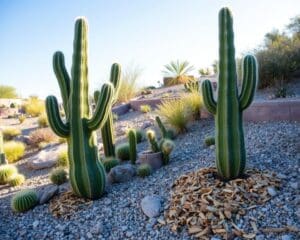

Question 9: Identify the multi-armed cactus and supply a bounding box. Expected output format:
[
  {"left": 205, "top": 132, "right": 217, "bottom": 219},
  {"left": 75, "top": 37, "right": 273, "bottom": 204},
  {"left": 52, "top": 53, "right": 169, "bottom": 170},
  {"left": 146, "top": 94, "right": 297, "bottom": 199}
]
[
  {"left": 100, "top": 64, "right": 121, "bottom": 157},
  {"left": 202, "top": 8, "right": 257, "bottom": 180},
  {"left": 46, "top": 18, "right": 115, "bottom": 199},
  {"left": 0, "top": 131, "right": 7, "bottom": 165}
]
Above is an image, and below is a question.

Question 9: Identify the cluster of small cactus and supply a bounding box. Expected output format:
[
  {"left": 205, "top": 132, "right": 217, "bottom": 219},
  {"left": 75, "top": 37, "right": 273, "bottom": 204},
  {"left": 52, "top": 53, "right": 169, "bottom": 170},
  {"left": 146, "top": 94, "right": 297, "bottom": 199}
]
[
  {"left": 137, "top": 164, "right": 152, "bottom": 177},
  {"left": 146, "top": 130, "right": 160, "bottom": 152},
  {"left": 184, "top": 79, "right": 199, "bottom": 92},
  {"left": 115, "top": 143, "right": 130, "bottom": 161},
  {"left": 11, "top": 189, "right": 38, "bottom": 213},
  {"left": 155, "top": 116, "right": 175, "bottom": 140},
  {"left": 128, "top": 129, "right": 137, "bottom": 164},
  {"left": 204, "top": 136, "right": 215, "bottom": 147},
  {"left": 102, "top": 157, "right": 120, "bottom": 172},
  {"left": 50, "top": 168, "right": 68, "bottom": 185},
  {"left": 202, "top": 7, "right": 257, "bottom": 180},
  {"left": 45, "top": 18, "right": 115, "bottom": 199},
  {"left": 7, "top": 174, "right": 25, "bottom": 187},
  {"left": 0, "top": 164, "right": 25, "bottom": 186},
  {"left": 0, "top": 131, "right": 7, "bottom": 165}
]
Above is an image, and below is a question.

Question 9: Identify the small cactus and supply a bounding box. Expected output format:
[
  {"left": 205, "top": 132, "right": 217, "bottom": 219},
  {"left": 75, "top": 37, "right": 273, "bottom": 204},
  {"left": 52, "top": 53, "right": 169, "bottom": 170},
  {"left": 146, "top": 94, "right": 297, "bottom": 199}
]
[
  {"left": 126, "top": 128, "right": 144, "bottom": 143},
  {"left": 102, "top": 157, "right": 119, "bottom": 172},
  {"left": 0, "top": 165, "right": 17, "bottom": 184},
  {"left": 115, "top": 143, "right": 130, "bottom": 161},
  {"left": 204, "top": 136, "right": 215, "bottom": 147},
  {"left": 8, "top": 174, "right": 25, "bottom": 187},
  {"left": 146, "top": 130, "right": 160, "bottom": 153},
  {"left": 161, "top": 139, "right": 175, "bottom": 165},
  {"left": 0, "top": 131, "right": 7, "bottom": 165},
  {"left": 11, "top": 189, "right": 38, "bottom": 213},
  {"left": 50, "top": 168, "right": 68, "bottom": 185},
  {"left": 128, "top": 129, "right": 137, "bottom": 164},
  {"left": 137, "top": 164, "right": 152, "bottom": 177},
  {"left": 155, "top": 116, "right": 175, "bottom": 140}
]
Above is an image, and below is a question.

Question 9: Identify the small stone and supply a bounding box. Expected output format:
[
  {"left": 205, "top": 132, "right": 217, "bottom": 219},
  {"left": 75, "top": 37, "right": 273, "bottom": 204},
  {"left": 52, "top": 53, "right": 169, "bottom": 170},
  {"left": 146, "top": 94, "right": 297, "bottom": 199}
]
[
  {"left": 290, "top": 182, "right": 298, "bottom": 190},
  {"left": 277, "top": 173, "right": 288, "bottom": 179},
  {"left": 267, "top": 186, "right": 277, "bottom": 197},
  {"left": 86, "top": 232, "right": 93, "bottom": 239},
  {"left": 103, "top": 198, "right": 112, "bottom": 205},
  {"left": 141, "top": 195, "right": 162, "bottom": 218},
  {"left": 38, "top": 185, "right": 59, "bottom": 204},
  {"left": 255, "top": 235, "right": 265, "bottom": 240},
  {"left": 282, "top": 234, "right": 293, "bottom": 240},
  {"left": 125, "top": 231, "right": 133, "bottom": 238},
  {"left": 211, "top": 237, "right": 221, "bottom": 240},
  {"left": 141, "top": 121, "right": 152, "bottom": 129},
  {"left": 32, "top": 220, "right": 39, "bottom": 228}
]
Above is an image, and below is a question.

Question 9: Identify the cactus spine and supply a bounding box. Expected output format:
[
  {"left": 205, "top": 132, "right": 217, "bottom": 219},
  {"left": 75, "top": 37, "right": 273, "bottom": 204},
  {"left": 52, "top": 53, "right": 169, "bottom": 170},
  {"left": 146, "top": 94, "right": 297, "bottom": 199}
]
[
  {"left": 46, "top": 18, "right": 115, "bottom": 199},
  {"left": 128, "top": 129, "right": 137, "bottom": 164},
  {"left": 201, "top": 8, "right": 257, "bottom": 180},
  {"left": 0, "top": 131, "right": 7, "bottom": 165},
  {"left": 100, "top": 64, "right": 121, "bottom": 157}
]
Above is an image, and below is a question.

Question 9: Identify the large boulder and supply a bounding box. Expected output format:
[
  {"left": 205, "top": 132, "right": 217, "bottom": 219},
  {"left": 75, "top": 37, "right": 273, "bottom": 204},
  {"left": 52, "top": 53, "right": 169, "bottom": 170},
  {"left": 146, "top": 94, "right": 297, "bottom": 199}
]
[{"left": 108, "top": 164, "right": 136, "bottom": 183}]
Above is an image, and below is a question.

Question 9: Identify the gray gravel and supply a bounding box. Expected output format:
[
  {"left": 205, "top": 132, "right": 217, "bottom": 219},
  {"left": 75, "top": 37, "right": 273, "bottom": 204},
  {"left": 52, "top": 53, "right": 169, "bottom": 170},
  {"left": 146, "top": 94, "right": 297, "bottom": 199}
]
[{"left": 0, "top": 110, "right": 299, "bottom": 239}]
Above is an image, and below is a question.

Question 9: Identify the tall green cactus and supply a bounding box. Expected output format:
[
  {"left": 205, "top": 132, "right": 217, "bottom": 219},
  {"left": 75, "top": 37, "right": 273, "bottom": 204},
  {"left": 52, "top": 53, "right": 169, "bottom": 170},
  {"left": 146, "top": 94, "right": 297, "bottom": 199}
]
[
  {"left": 0, "top": 131, "right": 7, "bottom": 165},
  {"left": 202, "top": 8, "right": 257, "bottom": 180},
  {"left": 45, "top": 18, "right": 115, "bottom": 199},
  {"left": 128, "top": 129, "right": 137, "bottom": 164},
  {"left": 100, "top": 64, "right": 121, "bottom": 157}
]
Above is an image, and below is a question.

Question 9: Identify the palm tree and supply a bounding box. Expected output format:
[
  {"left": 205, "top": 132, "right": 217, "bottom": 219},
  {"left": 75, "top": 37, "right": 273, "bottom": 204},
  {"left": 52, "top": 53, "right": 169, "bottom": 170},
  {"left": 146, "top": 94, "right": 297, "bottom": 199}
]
[{"left": 162, "top": 60, "right": 194, "bottom": 85}]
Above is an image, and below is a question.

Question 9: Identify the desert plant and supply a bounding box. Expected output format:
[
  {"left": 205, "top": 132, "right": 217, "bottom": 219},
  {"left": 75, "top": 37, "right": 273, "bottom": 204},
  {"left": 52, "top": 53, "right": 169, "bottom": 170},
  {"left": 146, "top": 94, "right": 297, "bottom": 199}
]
[
  {"left": 115, "top": 143, "right": 130, "bottom": 161},
  {"left": 45, "top": 18, "right": 115, "bottom": 199},
  {"left": 7, "top": 173, "right": 25, "bottom": 187},
  {"left": 202, "top": 8, "right": 257, "bottom": 180},
  {"left": 100, "top": 64, "right": 121, "bottom": 158},
  {"left": 18, "top": 115, "right": 26, "bottom": 124},
  {"left": 102, "top": 157, "right": 119, "bottom": 172},
  {"left": 23, "top": 96, "right": 45, "bottom": 117},
  {"left": 126, "top": 128, "right": 144, "bottom": 143},
  {"left": 140, "top": 104, "right": 151, "bottom": 113},
  {"left": 146, "top": 130, "right": 160, "bottom": 152},
  {"left": 37, "top": 114, "right": 49, "bottom": 128},
  {"left": 161, "top": 139, "right": 175, "bottom": 165},
  {"left": 28, "top": 128, "right": 57, "bottom": 148},
  {"left": 10, "top": 103, "right": 16, "bottom": 108},
  {"left": 184, "top": 79, "right": 199, "bottom": 92},
  {"left": 0, "top": 131, "right": 7, "bottom": 165},
  {"left": 11, "top": 189, "right": 38, "bottom": 213},
  {"left": 162, "top": 60, "right": 194, "bottom": 85},
  {"left": 157, "top": 99, "right": 191, "bottom": 133},
  {"left": 50, "top": 168, "right": 68, "bottom": 185},
  {"left": 155, "top": 116, "right": 175, "bottom": 139},
  {"left": 128, "top": 129, "right": 137, "bottom": 164},
  {"left": 57, "top": 149, "right": 68, "bottom": 167},
  {"left": 137, "top": 164, "right": 152, "bottom": 177},
  {"left": 0, "top": 164, "right": 17, "bottom": 184},
  {"left": 3, "top": 141, "right": 25, "bottom": 163},
  {"left": 204, "top": 136, "right": 215, "bottom": 147},
  {"left": 0, "top": 85, "right": 18, "bottom": 99},
  {"left": 181, "top": 91, "right": 203, "bottom": 120},
  {"left": 2, "top": 127, "right": 21, "bottom": 141}
]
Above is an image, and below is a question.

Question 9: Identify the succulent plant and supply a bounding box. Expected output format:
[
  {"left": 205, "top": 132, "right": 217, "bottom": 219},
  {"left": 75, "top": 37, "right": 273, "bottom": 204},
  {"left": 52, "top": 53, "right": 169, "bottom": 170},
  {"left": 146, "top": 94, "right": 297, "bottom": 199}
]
[
  {"left": 155, "top": 116, "right": 175, "bottom": 140},
  {"left": 146, "top": 130, "right": 160, "bottom": 153},
  {"left": 115, "top": 143, "right": 130, "bottom": 161},
  {"left": 8, "top": 173, "right": 25, "bottom": 187},
  {"left": 0, "top": 131, "right": 7, "bottom": 165},
  {"left": 161, "top": 139, "right": 175, "bottom": 165},
  {"left": 137, "top": 164, "right": 152, "bottom": 177},
  {"left": 45, "top": 18, "right": 115, "bottom": 199},
  {"left": 128, "top": 129, "right": 137, "bottom": 164},
  {"left": 0, "top": 165, "right": 17, "bottom": 184},
  {"left": 50, "top": 168, "right": 68, "bottom": 185},
  {"left": 102, "top": 157, "right": 119, "bottom": 172},
  {"left": 11, "top": 189, "right": 38, "bottom": 213},
  {"left": 201, "top": 8, "right": 257, "bottom": 180},
  {"left": 204, "top": 136, "right": 215, "bottom": 147}
]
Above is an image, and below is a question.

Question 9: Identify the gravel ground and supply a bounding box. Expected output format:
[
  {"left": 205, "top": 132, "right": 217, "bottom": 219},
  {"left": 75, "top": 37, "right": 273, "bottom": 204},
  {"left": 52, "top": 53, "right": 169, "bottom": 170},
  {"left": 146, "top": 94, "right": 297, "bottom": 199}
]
[{"left": 0, "top": 110, "right": 299, "bottom": 240}]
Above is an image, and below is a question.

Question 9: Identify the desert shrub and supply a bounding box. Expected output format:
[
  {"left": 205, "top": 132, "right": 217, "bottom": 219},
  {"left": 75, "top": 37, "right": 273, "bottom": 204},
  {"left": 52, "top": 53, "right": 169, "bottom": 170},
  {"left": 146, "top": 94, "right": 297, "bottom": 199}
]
[
  {"left": 23, "top": 96, "right": 45, "bottom": 117},
  {"left": 102, "top": 157, "right": 119, "bottom": 172},
  {"left": 2, "top": 127, "right": 21, "bottom": 140},
  {"left": 57, "top": 149, "right": 69, "bottom": 167},
  {"left": 115, "top": 143, "right": 130, "bottom": 161},
  {"left": 181, "top": 91, "right": 203, "bottom": 120},
  {"left": 0, "top": 164, "right": 18, "bottom": 184},
  {"left": 11, "top": 189, "right": 38, "bottom": 213},
  {"left": 204, "top": 136, "right": 215, "bottom": 147},
  {"left": 18, "top": 115, "right": 26, "bottom": 124},
  {"left": 157, "top": 99, "right": 191, "bottom": 133},
  {"left": 37, "top": 114, "right": 49, "bottom": 128},
  {"left": 28, "top": 128, "right": 57, "bottom": 148},
  {"left": 8, "top": 173, "right": 25, "bottom": 187},
  {"left": 4, "top": 141, "right": 25, "bottom": 163},
  {"left": 50, "top": 168, "right": 68, "bottom": 185},
  {"left": 140, "top": 105, "right": 151, "bottom": 113},
  {"left": 137, "top": 164, "right": 152, "bottom": 177}
]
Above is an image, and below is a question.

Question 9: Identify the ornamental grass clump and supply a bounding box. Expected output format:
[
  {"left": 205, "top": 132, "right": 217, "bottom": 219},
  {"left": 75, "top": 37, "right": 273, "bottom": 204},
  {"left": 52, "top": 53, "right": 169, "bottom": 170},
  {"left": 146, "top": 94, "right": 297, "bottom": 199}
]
[
  {"left": 3, "top": 141, "right": 25, "bottom": 163},
  {"left": 2, "top": 127, "right": 21, "bottom": 141},
  {"left": 0, "top": 164, "right": 18, "bottom": 184},
  {"left": 28, "top": 128, "right": 57, "bottom": 148},
  {"left": 140, "top": 104, "right": 152, "bottom": 113},
  {"left": 11, "top": 189, "right": 38, "bottom": 213},
  {"left": 181, "top": 91, "right": 203, "bottom": 120},
  {"left": 37, "top": 114, "right": 49, "bottom": 128},
  {"left": 57, "top": 149, "right": 69, "bottom": 167}
]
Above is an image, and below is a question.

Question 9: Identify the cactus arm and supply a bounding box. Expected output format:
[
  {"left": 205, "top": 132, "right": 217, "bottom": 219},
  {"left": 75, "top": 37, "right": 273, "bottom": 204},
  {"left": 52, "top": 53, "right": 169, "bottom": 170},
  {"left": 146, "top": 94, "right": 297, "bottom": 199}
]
[
  {"left": 239, "top": 55, "right": 257, "bottom": 110},
  {"left": 110, "top": 63, "right": 121, "bottom": 102},
  {"left": 46, "top": 96, "right": 69, "bottom": 138},
  {"left": 53, "top": 51, "right": 71, "bottom": 119},
  {"left": 201, "top": 80, "right": 217, "bottom": 114},
  {"left": 87, "top": 83, "right": 114, "bottom": 131}
]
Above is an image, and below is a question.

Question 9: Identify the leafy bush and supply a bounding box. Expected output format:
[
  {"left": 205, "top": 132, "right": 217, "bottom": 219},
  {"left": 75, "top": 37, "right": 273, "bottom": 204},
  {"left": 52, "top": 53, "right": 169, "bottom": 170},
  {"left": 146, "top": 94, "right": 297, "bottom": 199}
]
[
  {"left": 204, "top": 136, "right": 215, "bottom": 147},
  {"left": 11, "top": 189, "right": 38, "bottom": 213},
  {"left": 2, "top": 127, "right": 21, "bottom": 141},
  {"left": 23, "top": 96, "right": 45, "bottom": 117},
  {"left": 102, "top": 157, "right": 119, "bottom": 172},
  {"left": 28, "top": 128, "right": 57, "bottom": 148},
  {"left": 0, "top": 165, "right": 18, "bottom": 184},
  {"left": 50, "top": 168, "right": 68, "bottom": 185},
  {"left": 157, "top": 99, "right": 192, "bottom": 133},
  {"left": 37, "top": 114, "right": 49, "bottom": 128},
  {"left": 181, "top": 91, "right": 203, "bottom": 120},
  {"left": 115, "top": 143, "right": 130, "bottom": 161},
  {"left": 18, "top": 115, "right": 26, "bottom": 124},
  {"left": 4, "top": 141, "right": 25, "bottom": 163},
  {"left": 137, "top": 164, "right": 152, "bottom": 177},
  {"left": 140, "top": 105, "right": 151, "bottom": 113},
  {"left": 57, "top": 149, "right": 69, "bottom": 167},
  {"left": 8, "top": 173, "right": 25, "bottom": 187}
]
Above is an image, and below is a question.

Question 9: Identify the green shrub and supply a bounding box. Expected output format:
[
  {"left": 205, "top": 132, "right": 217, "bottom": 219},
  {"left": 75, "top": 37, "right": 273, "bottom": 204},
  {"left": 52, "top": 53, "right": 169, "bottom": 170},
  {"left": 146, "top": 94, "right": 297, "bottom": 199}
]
[
  {"left": 37, "top": 114, "right": 49, "bottom": 128},
  {"left": 57, "top": 149, "right": 69, "bottom": 167},
  {"left": 137, "top": 164, "right": 152, "bottom": 177},
  {"left": 28, "top": 128, "right": 57, "bottom": 148},
  {"left": 204, "top": 136, "right": 215, "bottom": 147},
  {"left": 11, "top": 189, "right": 38, "bottom": 213},
  {"left": 140, "top": 104, "right": 151, "bottom": 113},
  {"left": 18, "top": 115, "right": 26, "bottom": 124},
  {"left": 2, "top": 128, "right": 21, "bottom": 141},
  {"left": 102, "top": 157, "right": 119, "bottom": 172},
  {"left": 4, "top": 141, "right": 25, "bottom": 163},
  {"left": 0, "top": 164, "right": 18, "bottom": 184},
  {"left": 115, "top": 143, "right": 130, "bottom": 161},
  {"left": 8, "top": 174, "right": 25, "bottom": 187},
  {"left": 50, "top": 168, "right": 68, "bottom": 185},
  {"left": 23, "top": 96, "right": 45, "bottom": 117}
]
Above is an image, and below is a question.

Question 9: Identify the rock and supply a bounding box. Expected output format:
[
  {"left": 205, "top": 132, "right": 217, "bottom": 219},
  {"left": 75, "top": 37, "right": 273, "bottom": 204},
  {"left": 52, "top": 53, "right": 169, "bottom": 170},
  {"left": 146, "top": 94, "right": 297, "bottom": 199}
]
[
  {"left": 267, "top": 186, "right": 277, "bottom": 197},
  {"left": 141, "top": 121, "right": 152, "bottom": 129},
  {"left": 282, "top": 234, "right": 293, "bottom": 240},
  {"left": 91, "top": 222, "right": 104, "bottom": 235},
  {"left": 108, "top": 164, "right": 136, "bottom": 183},
  {"left": 141, "top": 195, "right": 162, "bottom": 218},
  {"left": 32, "top": 220, "right": 39, "bottom": 229},
  {"left": 137, "top": 151, "right": 163, "bottom": 170},
  {"left": 125, "top": 231, "right": 133, "bottom": 238},
  {"left": 38, "top": 185, "right": 59, "bottom": 204},
  {"left": 15, "top": 135, "right": 31, "bottom": 145},
  {"left": 211, "top": 237, "right": 221, "bottom": 240},
  {"left": 290, "top": 182, "right": 299, "bottom": 190},
  {"left": 58, "top": 182, "right": 71, "bottom": 193},
  {"left": 277, "top": 173, "right": 288, "bottom": 179},
  {"left": 255, "top": 235, "right": 264, "bottom": 240},
  {"left": 86, "top": 232, "right": 93, "bottom": 239}
]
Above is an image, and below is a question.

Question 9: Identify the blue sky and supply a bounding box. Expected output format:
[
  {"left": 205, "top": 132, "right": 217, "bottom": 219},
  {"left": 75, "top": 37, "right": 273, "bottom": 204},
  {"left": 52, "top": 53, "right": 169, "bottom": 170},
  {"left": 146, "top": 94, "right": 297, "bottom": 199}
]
[{"left": 1, "top": 0, "right": 300, "bottom": 99}]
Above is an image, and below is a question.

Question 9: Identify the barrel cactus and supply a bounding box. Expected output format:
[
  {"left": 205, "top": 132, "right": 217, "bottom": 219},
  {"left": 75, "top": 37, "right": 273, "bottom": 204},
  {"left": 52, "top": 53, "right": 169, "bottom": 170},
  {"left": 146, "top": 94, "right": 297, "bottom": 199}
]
[
  {"left": 202, "top": 8, "right": 257, "bottom": 180},
  {"left": 45, "top": 18, "right": 115, "bottom": 199},
  {"left": 11, "top": 189, "right": 38, "bottom": 213},
  {"left": 0, "top": 165, "right": 17, "bottom": 184}
]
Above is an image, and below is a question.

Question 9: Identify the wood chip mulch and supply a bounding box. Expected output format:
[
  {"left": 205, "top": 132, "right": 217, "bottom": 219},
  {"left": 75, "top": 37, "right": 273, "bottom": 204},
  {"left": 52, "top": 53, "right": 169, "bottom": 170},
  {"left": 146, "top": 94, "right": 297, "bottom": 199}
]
[{"left": 162, "top": 167, "right": 287, "bottom": 239}]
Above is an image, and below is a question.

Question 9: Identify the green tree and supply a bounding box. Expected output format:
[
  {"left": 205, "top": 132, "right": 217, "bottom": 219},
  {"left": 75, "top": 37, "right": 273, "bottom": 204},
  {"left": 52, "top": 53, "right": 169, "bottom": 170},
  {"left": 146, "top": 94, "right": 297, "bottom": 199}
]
[{"left": 0, "top": 85, "right": 18, "bottom": 99}]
